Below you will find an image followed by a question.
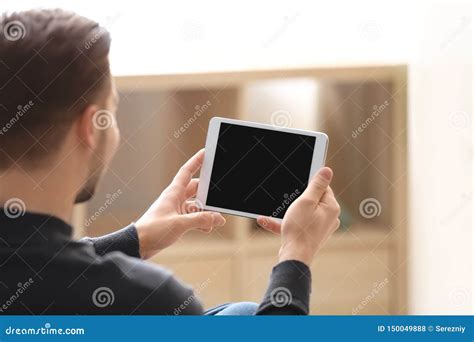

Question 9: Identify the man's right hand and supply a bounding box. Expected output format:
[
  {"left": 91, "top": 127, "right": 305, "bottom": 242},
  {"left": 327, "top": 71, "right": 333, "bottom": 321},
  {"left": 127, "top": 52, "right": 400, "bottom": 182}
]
[{"left": 256, "top": 167, "right": 340, "bottom": 267}]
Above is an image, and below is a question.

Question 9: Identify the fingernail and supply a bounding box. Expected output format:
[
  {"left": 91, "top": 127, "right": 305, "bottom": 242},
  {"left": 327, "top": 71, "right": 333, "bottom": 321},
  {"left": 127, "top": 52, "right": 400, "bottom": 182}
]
[{"left": 319, "top": 167, "right": 333, "bottom": 181}]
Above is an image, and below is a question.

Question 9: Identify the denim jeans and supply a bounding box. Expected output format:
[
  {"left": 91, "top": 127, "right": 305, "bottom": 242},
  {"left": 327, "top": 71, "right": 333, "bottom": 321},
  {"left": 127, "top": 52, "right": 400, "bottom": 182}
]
[{"left": 204, "top": 302, "right": 259, "bottom": 316}]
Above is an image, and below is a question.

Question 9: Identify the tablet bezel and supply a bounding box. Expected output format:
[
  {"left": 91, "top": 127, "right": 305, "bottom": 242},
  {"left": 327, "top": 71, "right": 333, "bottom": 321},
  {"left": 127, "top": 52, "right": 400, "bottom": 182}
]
[{"left": 196, "top": 116, "right": 328, "bottom": 221}]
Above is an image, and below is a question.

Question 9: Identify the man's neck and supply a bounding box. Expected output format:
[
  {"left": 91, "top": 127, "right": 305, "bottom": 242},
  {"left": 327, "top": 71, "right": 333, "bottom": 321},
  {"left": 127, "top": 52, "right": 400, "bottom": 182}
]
[{"left": 0, "top": 167, "right": 79, "bottom": 223}]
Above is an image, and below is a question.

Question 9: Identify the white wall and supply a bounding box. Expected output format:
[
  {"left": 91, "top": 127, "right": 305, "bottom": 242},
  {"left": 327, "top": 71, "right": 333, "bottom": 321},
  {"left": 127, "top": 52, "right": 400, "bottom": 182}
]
[
  {"left": 241, "top": 79, "right": 318, "bottom": 130},
  {"left": 4, "top": 0, "right": 472, "bottom": 313},
  {"left": 4, "top": 0, "right": 416, "bottom": 74},
  {"left": 408, "top": 2, "right": 472, "bottom": 314}
]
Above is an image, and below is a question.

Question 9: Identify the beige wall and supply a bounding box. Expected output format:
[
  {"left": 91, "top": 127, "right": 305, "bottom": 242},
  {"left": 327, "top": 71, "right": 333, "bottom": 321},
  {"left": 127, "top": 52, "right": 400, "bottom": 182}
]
[{"left": 408, "top": 2, "right": 472, "bottom": 314}]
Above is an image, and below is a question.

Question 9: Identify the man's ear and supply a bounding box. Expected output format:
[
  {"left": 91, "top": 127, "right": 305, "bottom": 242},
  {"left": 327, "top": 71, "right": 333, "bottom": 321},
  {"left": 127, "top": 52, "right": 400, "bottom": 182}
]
[{"left": 75, "top": 105, "right": 100, "bottom": 149}]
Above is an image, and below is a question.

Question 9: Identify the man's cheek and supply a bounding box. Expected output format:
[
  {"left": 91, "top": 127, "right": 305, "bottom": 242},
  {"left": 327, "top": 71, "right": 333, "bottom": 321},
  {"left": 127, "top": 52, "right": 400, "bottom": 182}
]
[
  {"left": 113, "top": 126, "right": 120, "bottom": 152},
  {"left": 106, "top": 126, "right": 120, "bottom": 160}
]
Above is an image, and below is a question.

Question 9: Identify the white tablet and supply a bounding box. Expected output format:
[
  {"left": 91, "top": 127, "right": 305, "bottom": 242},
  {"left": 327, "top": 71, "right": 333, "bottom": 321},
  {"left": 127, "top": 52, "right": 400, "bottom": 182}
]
[{"left": 196, "top": 117, "right": 329, "bottom": 221}]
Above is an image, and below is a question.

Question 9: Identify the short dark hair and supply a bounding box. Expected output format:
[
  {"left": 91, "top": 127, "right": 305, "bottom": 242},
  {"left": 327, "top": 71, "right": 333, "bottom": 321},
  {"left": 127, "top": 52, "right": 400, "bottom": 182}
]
[{"left": 0, "top": 9, "right": 111, "bottom": 169}]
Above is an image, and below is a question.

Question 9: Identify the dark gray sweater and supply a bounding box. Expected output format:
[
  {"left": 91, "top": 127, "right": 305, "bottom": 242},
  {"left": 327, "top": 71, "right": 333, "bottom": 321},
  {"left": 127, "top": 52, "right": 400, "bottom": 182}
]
[{"left": 0, "top": 211, "right": 311, "bottom": 315}]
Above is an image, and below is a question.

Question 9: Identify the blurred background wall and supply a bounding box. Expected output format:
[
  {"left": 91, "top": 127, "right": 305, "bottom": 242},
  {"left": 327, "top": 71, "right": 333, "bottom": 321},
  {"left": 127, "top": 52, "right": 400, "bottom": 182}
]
[{"left": 408, "top": 2, "right": 472, "bottom": 314}]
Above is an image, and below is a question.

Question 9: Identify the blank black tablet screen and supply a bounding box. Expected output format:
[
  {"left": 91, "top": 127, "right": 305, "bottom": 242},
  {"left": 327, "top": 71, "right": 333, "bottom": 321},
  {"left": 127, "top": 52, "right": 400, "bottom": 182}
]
[{"left": 206, "top": 123, "right": 316, "bottom": 219}]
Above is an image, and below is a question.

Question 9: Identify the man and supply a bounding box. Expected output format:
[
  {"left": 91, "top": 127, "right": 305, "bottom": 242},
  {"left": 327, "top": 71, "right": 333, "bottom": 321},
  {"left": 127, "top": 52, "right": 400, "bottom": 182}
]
[{"left": 0, "top": 9, "right": 340, "bottom": 315}]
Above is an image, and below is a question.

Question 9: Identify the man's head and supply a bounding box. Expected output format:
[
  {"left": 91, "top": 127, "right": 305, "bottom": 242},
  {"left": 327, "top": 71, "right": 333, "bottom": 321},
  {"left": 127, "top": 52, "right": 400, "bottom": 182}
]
[{"left": 0, "top": 9, "right": 120, "bottom": 203}]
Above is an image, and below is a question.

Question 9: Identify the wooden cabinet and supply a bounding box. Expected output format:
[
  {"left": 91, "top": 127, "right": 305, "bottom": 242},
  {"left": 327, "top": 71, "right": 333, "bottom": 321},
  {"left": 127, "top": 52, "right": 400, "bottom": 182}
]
[{"left": 74, "top": 65, "right": 408, "bottom": 314}]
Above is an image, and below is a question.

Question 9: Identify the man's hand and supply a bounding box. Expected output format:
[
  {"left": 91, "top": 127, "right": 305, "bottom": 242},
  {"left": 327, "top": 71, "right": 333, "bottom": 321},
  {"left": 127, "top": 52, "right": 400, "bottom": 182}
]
[
  {"left": 256, "top": 167, "right": 340, "bottom": 266},
  {"left": 135, "top": 149, "right": 226, "bottom": 259}
]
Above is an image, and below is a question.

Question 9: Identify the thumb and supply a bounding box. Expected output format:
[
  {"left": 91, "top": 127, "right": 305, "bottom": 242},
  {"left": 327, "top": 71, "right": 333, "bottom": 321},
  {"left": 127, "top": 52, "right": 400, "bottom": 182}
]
[
  {"left": 256, "top": 216, "right": 282, "bottom": 234},
  {"left": 178, "top": 211, "right": 226, "bottom": 231},
  {"left": 301, "top": 167, "right": 333, "bottom": 203}
]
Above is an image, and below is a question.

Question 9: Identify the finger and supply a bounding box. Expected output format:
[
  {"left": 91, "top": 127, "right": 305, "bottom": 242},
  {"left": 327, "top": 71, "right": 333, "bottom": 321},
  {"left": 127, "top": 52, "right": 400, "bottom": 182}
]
[
  {"left": 196, "top": 226, "right": 214, "bottom": 234},
  {"left": 320, "top": 186, "right": 335, "bottom": 205},
  {"left": 320, "top": 186, "right": 340, "bottom": 215},
  {"left": 301, "top": 167, "right": 333, "bottom": 203},
  {"left": 172, "top": 149, "right": 205, "bottom": 188},
  {"left": 256, "top": 216, "right": 282, "bottom": 234},
  {"left": 179, "top": 211, "right": 226, "bottom": 231},
  {"left": 329, "top": 219, "right": 340, "bottom": 233},
  {"left": 182, "top": 200, "right": 203, "bottom": 214},
  {"left": 184, "top": 179, "right": 199, "bottom": 199}
]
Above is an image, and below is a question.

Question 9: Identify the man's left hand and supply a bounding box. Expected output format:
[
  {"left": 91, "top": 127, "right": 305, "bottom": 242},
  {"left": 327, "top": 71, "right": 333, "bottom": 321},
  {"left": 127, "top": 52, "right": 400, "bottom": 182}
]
[{"left": 135, "top": 149, "right": 226, "bottom": 259}]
